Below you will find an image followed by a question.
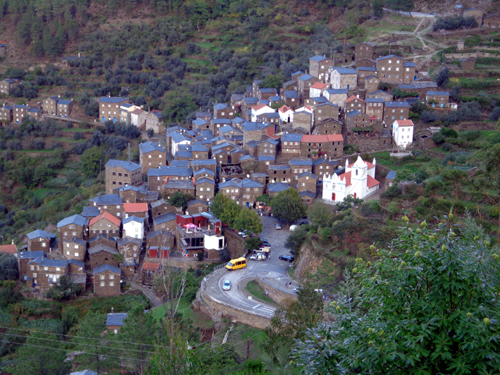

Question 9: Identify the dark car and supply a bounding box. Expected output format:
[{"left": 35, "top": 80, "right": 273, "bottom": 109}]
[
  {"left": 279, "top": 254, "right": 295, "bottom": 262},
  {"left": 299, "top": 221, "right": 309, "bottom": 226}
]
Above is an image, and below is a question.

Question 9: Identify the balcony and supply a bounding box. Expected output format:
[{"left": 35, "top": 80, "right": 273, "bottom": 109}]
[{"left": 176, "top": 224, "right": 218, "bottom": 238}]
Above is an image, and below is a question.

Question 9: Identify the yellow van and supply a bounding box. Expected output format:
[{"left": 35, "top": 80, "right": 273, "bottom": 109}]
[{"left": 226, "top": 257, "right": 247, "bottom": 270}]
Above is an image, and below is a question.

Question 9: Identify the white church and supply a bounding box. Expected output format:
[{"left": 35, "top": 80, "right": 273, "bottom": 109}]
[{"left": 322, "top": 155, "right": 380, "bottom": 204}]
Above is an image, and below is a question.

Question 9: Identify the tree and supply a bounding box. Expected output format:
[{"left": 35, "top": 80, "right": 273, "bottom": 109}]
[
  {"left": 436, "top": 67, "right": 449, "bottom": 87},
  {"left": 336, "top": 195, "right": 363, "bottom": 211},
  {"left": 292, "top": 217, "right": 500, "bottom": 374},
  {"left": 387, "top": 201, "right": 399, "bottom": 220},
  {"left": 0, "top": 253, "right": 18, "bottom": 280},
  {"left": 259, "top": 73, "right": 284, "bottom": 91},
  {"left": 8, "top": 331, "right": 70, "bottom": 375},
  {"left": 265, "top": 286, "right": 323, "bottom": 358},
  {"left": 167, "top": 191, "right": 195, "bottom": 209},
  {"left": 220, "top": 200, "right": 242, "bottom": 229},
  {"left": 245, "top": 237, "right": 262, "bottom": 250},
  {"left": 372, "top": 0, "right": 383, "bottom": 18},
  {"left": 210, "top": 192, "right": 230, "bottom": 220},
  {"left": 46, "top": 276, "right": 82, "bottom": 301},
  {"left": 233, "top": 208, "right": 263, "bottom": 235},
  {"left": 81, "top": 146, "right": 106, "bottom": 178},
  {"left": 308, "top": 200, "right": 333, "bottom": 229},
  {"left": 270, "top": 188, "right": 307, "bottom": 224}
]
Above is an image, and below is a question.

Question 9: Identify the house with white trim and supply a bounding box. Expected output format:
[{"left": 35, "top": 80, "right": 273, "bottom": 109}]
[{"left": 392, "top": 119, "right": 414, "bottom": 148}]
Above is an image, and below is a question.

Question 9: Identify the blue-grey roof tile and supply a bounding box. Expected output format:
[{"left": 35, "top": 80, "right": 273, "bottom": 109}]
[
  {"left": 105, "top": 159, "right": 141, "bottom": 172},
  {"left": 93, "top": 264, "right": 121, "bottom": 275},
  {"left": 57, "top": 214, "right": 88, "bottom": 228}
]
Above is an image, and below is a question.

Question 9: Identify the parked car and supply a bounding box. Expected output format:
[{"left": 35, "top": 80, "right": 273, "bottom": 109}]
[
  {"left": 299, "top": 221, "right": 309, "bottom": 226},
  {"left": 238, "top": 230, "right": 247, "bottom": 237},
  {"left": 279, "top": 254, "right": 295, "bottom": 262},
  {"left": 289, "top": 225, "right": 298, "bottom": 231},
  {"left": 222, "top": 280, "right": 232, "bottom": 291},
  {"left": 274, "top": 223, "right": 282, "bottom": 230},
  {"left": 259, "top": 246, "right": 271, "bottom": 253},
  {"left": 261, "top": 240, "right": 271, "bottom": 246},
  {"left": 250, "top": 253, "right": 267, "bottom": 261}
]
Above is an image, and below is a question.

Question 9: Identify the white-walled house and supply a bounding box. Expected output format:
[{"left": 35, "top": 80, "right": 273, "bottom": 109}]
[
  {"left": 309, "top": 82, "right": 328, "bottom": 98},
  {"left": 170, "top": 133, "right": 192, "bottom": 157},
  {"left": 392, "top": 119, "right": 414, "bottom": 148},
  {"left": 204, "top": 233, "right": 225, "bottom": 251},
  {"left": 251, "top": 104, "right": 275, "bottom": 122},
  {"left": 123, "top": 216, "right": 145, "bottom": 239},
  {"left": 278, "top": 105, "right": 294, "bottom": 123},
  {"left": 322, "top": 155, "right": 380, "bottom": 203}
]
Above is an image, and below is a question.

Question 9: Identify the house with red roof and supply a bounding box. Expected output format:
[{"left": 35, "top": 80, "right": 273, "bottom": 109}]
[
  {"left": 278, "top": 105, "right": 294, "bottom": 124},
  {"left": 89, "top": 212, "right": 121, "bottom": 238},
  {"left": 123, "top": 203, "right": 149, "bottom": 220},
  {"left": 392, "top": 119, "right": 414, "bottom": 148},
  {"left": 344, "top": 95, "right": 366, "bottom": 113},
  {"left": 322, "top": 155, "right": 379, "bottom": 203},
  {"left": 251, "top": 104, "right": 275, "bottom": 122},
  {"left": 310, "top": 82, "right": 328, "bottom": 98}
]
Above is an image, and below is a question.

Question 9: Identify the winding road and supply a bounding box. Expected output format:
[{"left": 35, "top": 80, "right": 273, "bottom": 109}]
[{"left": 203, "top": 215, "right": 299, "bottom": 319}]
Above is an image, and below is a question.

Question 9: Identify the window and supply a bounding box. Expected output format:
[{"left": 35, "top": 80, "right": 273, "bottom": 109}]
[
  {"left": 100, "top": 282, "right": 105, "bottom": 286},
  {"left": 30, "top": 265, "right": 34, "bottom": 271},
  {"left": 44, "top": 267, "right": 48, "bottom": 271},
  {"left": 110, "top": 281, "right": 114, "bottom": 286},
  {"left": 100, "top": 275, "right": 105, "bottom": 280},
  {"left": 110, "top": 274, "right": 114, "bottom": 280},
  {"left": 75, "top": 252, "right": 79, "bottom": 257},
  {"left": 42, "top": 242, "right": 46, "bottom": 247}
]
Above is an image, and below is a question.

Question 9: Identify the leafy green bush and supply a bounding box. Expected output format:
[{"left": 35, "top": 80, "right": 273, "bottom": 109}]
[{"left": 442, "top": 143, "right": 453, "bottom": 152}]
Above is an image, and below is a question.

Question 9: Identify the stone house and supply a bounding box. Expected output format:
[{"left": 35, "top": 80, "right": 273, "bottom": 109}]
[
  {"left": 147, "top": 166, "right": 193, "bottom": 192},
  {"left": 356, "top": 58, "right": 376, "bottom": 68},
  {"left": 28, "top": 107, "right": 42, "bottom": 120},
  {"left": 93, "top": 264, "right": 121, "bottom": 297},
  {"left": 258, "top": 88, "right": 279, "bottom": 100},
  {"left": 218, "top": 125, "right": 242, "bottom": 139},
  {"left": 68, "top": 259, "right": 86, "bottom": 288},
  {"left": 241, "top": 97, "right": 259, "bottom": 120},
  {"left": 426, "top": 91, "right": 450, "bottom": 108},
  {"left": 242, "top": 122, "right": 273, "bottom": 144},
  {"left": 26, "top": 257, "right": 68, "bottom": 292},
  {"left": 299, "top": 191, "right": 316, "bottom": 206},
  {"left": 62, "top": 238, "right": 87, "bottom": 262},
  {"left": 251, "top": 172, "right": 268, "bottom": 187},
  {"left": 0, "top": 105, "right": 13, "bottom": 124},
  {"left": 309, "top": 55, "right": 332, "bottom": 82},
  {"left": 229, "top": 147, "right": 246, "bottom": 164},
  {"left": 146, "top": 230, "right": 176, "bottom": 253},
  {"left": 57, "top": 99, "right": 74, "bottom": 118},
  {"left": 0, "top": 78, "right": 20, "bottom": 95},
  {"left": 13, "top": 104, "right": 29, "bottom": 124},
  {"left": 213, "top": 149, "right": 229, "bottom": 164},
  {"left": 89, "top": 194, "right": 124, "bottom": 219},
  {"left": 191, "top": 159, "right": 217, "bottom": 173},
  {"left": 267, "top": 182, "right": 291, "bottom": 198},
  {"left": 186, "top": 199, "right": 210, "bottom": 214},
  {"left": 153, "top": 212, "right": 177, "bottom": 232},
  {"left": 300, "top": 134, "right": 344, "bottom": 159},
  {"left": 218, "top": 180, "right": 242, "bottom": 204},
  {"left": 314, "top": 118, "right": 343, "bottom": 135},
  {"left": 123, "top": 202, "right": 149, "bottom": 220},
  {"left": 257, "top": 138, "right": 278, "bottom": 158},
  {"left": 240, "top": 179, "right": 265, "bottom": 207},
  {"left": 297, "top": 74, "right": 320, "bottom": 99},
  {"left": 483, "top": 13, "right": 500, "bottom": 28},
  {"left": 117, "top": 237, "right": 142, "bottom": 259},
  {"left": 211, "top": 118, "right": 232, "bottom": 135},
  {"left": 357, "top": 67, "right": 377, "bottom": 86},
  {"left": 163, "top": 179, "right": 195, "bottom": 199},
  {"left": 213, "top": 103, "right": 234, "bottom": 119},
  {"left": 43, "top": 96, "right": 60, "bottom": 116},
  {"left": 297, "top": 172, "right": 318, "bottom": 193},
  {"left": 88, "top": 234, "right": 116, "bottom": 250},
  {"left": 293, "top": 111, "right": 312, "bottom": 133},
  {"left": 99, "top": 96, "right": 130, "bottom": 123},
  {"left": 314, "top": 102, "right": 339, "bottom": 124},
  {"left": 355, "top": 42, "right": 376, "bottom": 61},
  {"left": 57, "top": 215, "right": 88, "bottom": 253},
  {"left": 365, "top": 75, "right": 381, "bottom": 93},
  {"left": 192, "top": 118, "right": 210, "bottom": 131},
  {"left": 106, "top": 312, "right": 128, "bottom": 334},
  {"left": 403, "top": 62, "right": 417, "bottom": 83},
  {"left": 139, "top": 141, "right": 167, "bottom": 175},
  {"left": 281, "top": 133, "right": 302, "bottom": 159},
  {"left": 344, "top": 95, "right": 366, "bottom": 113},
  {"left": 313, "top": 158, "right": 339, "bottom": 181},
  {"left": 268, "top": 165, "right": 292, "bottom": 183},
  {"left": 196, "top": 178, "right": 215, "bottom": 201},
  {"left": 367, "top": 90, "right": 393, "bottom": 102},
  {"left": 384, "top": 102, "right": 410, "bottom": 124},
  {"left": 345, "top": 110, "right": 375, "bottom": 133},
  {"left": 323, "top": 89, "right": 349, "bottom": 107},
  {"left": 141, "top": 111, "right": 164, "bottom": 134},
  {"left": 117, "top": 185, "right": 155, "bottom": 204},
  {"left": 251, "top": 104, "right": 275, "bottom": 123},
  {"left": 376, "top": 55, "right": 405, "bottom": 83},
  {"left": 192, "top": 143, "right": 209, "bottom": 160},
  {"left": 88, "top": 244, "right": 119, "bottom": 271},
  {"left": 258, "top": 155, "right": 275, "bottom": 172},
  {"left": 88, "top": 212, "right": 121, "bottom": 238},
  {"left": 26, "top": 230, "right": 55, "bottom": 252},
  {"left": 151, "top": 199, "right": 173, "bottom": 217},
  {"left": 105, "top": 160, "right": 142, "bottom": 195},
  {"left": 123, "top": 216, "right": 145, "bottom": 239},
  {"left": 241, "top": 155, "right": 258, "bottom": 172},
  {"left": 365, "top": 98, "right": 385, "bottom": 121},
  {"left": 243, "top": 140, "right": 259, "bottom": 157},
  {"left": 193, "top": 168, "right": 215, "bottom": 181},
  {"left": 460, "top": 57, "right": 476, "bottom": 71},
  {"left": 281, "top": 90, "right": 301, "bottom": 109},
  {"left": 289, "top": 158, "right": 313, "bottom": 183},
  {"left": 330, "top": 67, "right": 358, "bottom": 90},
  {"left": 18, "top": 251, "right": 44, "bottom": 282},
  {"left": 260, "top": 112, "right": 280, "bottom": 125}
]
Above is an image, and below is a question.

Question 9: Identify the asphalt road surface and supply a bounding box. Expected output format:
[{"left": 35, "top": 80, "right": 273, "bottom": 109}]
[{"left": 204, "top": 215, "right": 299, "bottom": 319}]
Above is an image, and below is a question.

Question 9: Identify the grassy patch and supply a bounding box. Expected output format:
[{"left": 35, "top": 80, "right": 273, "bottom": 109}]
[
  {"left": 17, "top": 149, "right": 55, "bottom": 153},
  {"left": 33, "top": 188, "right": 52, "bottom": 199},
  {"left": 246, "top": 280, "right": 276, "bottom": 306},
  {"left": 61, "top": 128, "right": 92, "bottom": 132},
  {"left": 195, "top": 42, "right": 216, "bottom": 49},
  {"left": 181, "top": 58, "right": 210, "bottom": 66},
  {"left": 283, "top": 33, "right": 309, "bottom": 39},
  {"left": 63, "top": 294, "right": 150, "bottom": 317},
  {"left": 371, "top": 151, "right": 423, "bottom": 172},
  {"left": 152, "top": 298, "right": 214, "bottom": 329}
]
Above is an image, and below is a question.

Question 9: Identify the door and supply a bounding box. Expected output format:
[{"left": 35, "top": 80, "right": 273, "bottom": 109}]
[
  {"left": 347, "top": 84, "right": 350, "bottom": 90},
  {"left": 332, "top": 193, "right": 335, "bottom": 201},
  {"left": 354, "top": 193, "right": 357, "bottom": 198},
  {"left": 102, "top": 117, "right": 105, "bottom": 122},
  {"left": 113, "top": 117, "right": 117, "bottom": 123}
]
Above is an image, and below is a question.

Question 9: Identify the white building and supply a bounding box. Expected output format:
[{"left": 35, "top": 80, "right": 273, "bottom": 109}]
[
  {"left": 204, "top": 233, "right": 225, "bottom": 251},
  {"left": 170, "top": 132, "right": 192, "bottom": 157},
  {"left": 251, "top": 104, "right": 275, "bottom": 122},
  {"left": 309, "top": 82, "right": 328, "bottom": 98},
  {"left": 392, "top": 119, "right": 414, "bottom": 148},
  {"left": 278, "top": 105, "right": 294, "bottom": 123},
  {"left": 123, "top": 216, "right": 145, "bottom": 239},
  {"left": 322, "top": 155, "right": 380, "bottom": 203},
  {"left": 330, "top": 67, "right": 358, "bottom": 90}
]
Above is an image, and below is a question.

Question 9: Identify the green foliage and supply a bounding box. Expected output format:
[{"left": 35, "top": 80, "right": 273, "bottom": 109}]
[
  {"left": 233, "top": 208, "right": 263, "bottom": 235},
  {"left": 292, "top": 218, "right": 500, "bottom": 374},
  {"left": 245, "top": 236, "right": 262, "bottom": 250},
  {"left": 436, "top": 67, "right": 449, "bottom": 87},
  {"left": 319, "top": 227, "right": 332, "bottom": 243},
  {"left": 0, "top": 253, "right": 18, "bottom": 280},
  {"left": 432, "top": 131, "right": 445, "bottom": 144},
  {"left": 433, "top": 15, "right": 478, "bottom": 31},
  {"left": 336, "top": 195, "right": 363, "bottom": 211},
  {"left": 210, "top": 192, "right": 230, "bottom": 221},
  {"left": 259, "top": 73, "right": 284, "bottom": 91},
  {"left": 308, "top": 200, "right": 333, "bottom": 229},
  {"left": 220, "top": 200, "right": 242, "bottom": 229},
  {"left": 285, "top": 226, "right": 309, "bottom": 255},
  {"left": 81, "top": 146, "right": 106, "bottom": 178},
  {"left": 167, "top": 191, "right": 195, "bottom": 209},
  {"left": 384, "top": 0, "right": 414, "bottom": 11},
  {"left": 270, "top": 188, "right": 307, "bottom": 224},
  {"left": 46, "top": 276, "right": 82, "bottom": 301}
]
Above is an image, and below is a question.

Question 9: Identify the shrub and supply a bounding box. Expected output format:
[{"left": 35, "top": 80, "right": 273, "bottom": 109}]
[
  {"left": 442, "top": 142, "right": 453, "bottom": 152},
  {"left": 421, "top": 110, "right": 438, "bottom": 123},
  {"left": 432, "top": 132, "right": 445, "bottom": 144}
]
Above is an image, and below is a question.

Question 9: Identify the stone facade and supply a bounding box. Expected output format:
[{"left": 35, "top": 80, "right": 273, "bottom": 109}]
[
  {"left": 26, "top": 258, "right": 68, "bottom": 292},
  {"left": 314, "top": 119, "right": 343, "bottom": 135},
  {"left": 105, "top": 160, "right": 142, "bottom": 195},
  {"left": 300, "top": 134, "right": 343, "bottom": 159},
  {"left": 93, "top": 265, "right": 121, "bottom": 297},
  {"left": 89, "top": 212, "right": 121, "bottom": 238},
  {"left": 88, "top": 245, "right": 119, "bottom": 271},
  {"left": 377, "top": 55, "right": 405, "bottom": 83},
  {"left": 139, "top": 142, "right": 167, "bottom": 175},
  {"left": 355, "top": 42, "right": 376, "bottom": 61},
  {"left": 63, "top": 238, "right": 87, "bottom": 262}
]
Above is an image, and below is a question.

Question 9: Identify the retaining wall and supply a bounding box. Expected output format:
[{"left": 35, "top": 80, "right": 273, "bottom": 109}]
[{"left": 256, "top": 277, "right": 297, "bottom": 305}]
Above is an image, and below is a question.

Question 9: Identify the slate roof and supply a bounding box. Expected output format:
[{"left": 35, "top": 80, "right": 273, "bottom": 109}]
[
  {"left": 310, "top": 97, "right": 328, "bottom": 104},
  {"left": 385, "top": 101, "right": 410, "bottom": 108},
  {"left": 146, "top": 229, "right": 174, "bottom": 240},
  {"left": 196, "top": 111, "right": 211, "bottom": 118},
  {"left": 196, "top": 178, "right": 215, "bottom": 186},
  {"left": 298, "top": 171, "right": 318, "bottom": 179},
  {"left": 139, "top": 141, "right": 165, "bottom": 154},
  {"left": 269, "top": 95, "right": 281, "bottom": 102},
  {"left": 358, "top": 42, "right": 376, "bottom": 47},
  {"left": 219, "top": 125, "right": 239, "bottom": 134},
  {"left": 214, "top": 103, "right": 229, "bottom": 110},
  {"left": 368, "top": 90, "right": 393, "bottom": 96},
  {"left": 289, "top": 158, "right": 313, "bottom": 166},
  {"left": 299, "top": 190, "right": 316, "bottom": 198},
  {"left": 332, "top": 67, "right": 357, "bottom": 75},
  {"left": 193, "top": 168, "right": 215, "bottom": 177},
  {"left": 297, "top": 74, "right": 314, "bottom": 81},
  {"left": 404, "top": 62, "right": 417, "bottom": 67},
  {"left": 29, "top": 107, "right": 41, "bottom": 112},
  {"left": 386, "top": 171, "right": 397, "bottom": 180},
  {"left": 88, "top": 244, "right": 118, "bottom": 255},
  {"left": 148, "top": 166, "right": 192, "bottom": 177},
  {"left": 90, "top": 194, "right": 123, "bottom": 206},
  {"left": 262, "top": 112, "right": 280, "bottom": 118},
  {"left": 117, "top": 237, "right": 142, "bottom": 246},
  {"left": 18, "top": 251, "right": 44, "bottom": 260},
  {"left": 58, "top": 99, "right": 73, "bottom": 105},
  {"left": 267, "top": 183, "right": 291, "bottom": 192},
  {"left": 242, "top": 122, "right": 268, "bottom": 132},
  {"left": 325, "top": 89, "right": 348, "bottom": 95},
  {"left": 346, "top": 110, "right": 362, "bottom": 117},
  {"left": 313, "top": 157, "right": 339, "bottom": 166},
  {"left": 106, "top": 312, "right": 128, "bottom": 327},
  {"left": 191, "top": 159, "right": 216, "bottom": 166},
  {"left": 365, "top": 98, "right": 384, "bottom": 103},
  {"left": 291, "top": 71, "right": 304, "bottom": 76},
  {"left": 240, "top": 155, "right": 257, "bottom": 162},
  {"left": 240, "top": 178, "right": 264, "bottom": 188},
  {"left": 246, "top": 140, "right": 260, "bottom": 148},
  {"left": 310, "top": 55, "right": 328, "bottom": 62},
  {"left": 57, "top": 214, "right": 88, "bottom": 228},
  {"left": 26, "top": 230, "right": 55, "bottom": 240},
  {"left": 28, "top": 257, "right": 68, "bottom": 268},
  {"left": 376, "top": 54, "right": 403, "bottom": 61},
  {"left": 427, "top": 91, "right": 450, "bottom": 96},
  {"left": 192, "top": 118, "right": 209, "bottom": 127},
  {"left": 282, "top": 133, "right": 303, "bottom": 142},
  {"left": 243, "top": 97, "right": 259, "bottom": 105},
  {"left": 357, "top": 67, "right": 377, "bottom": 71},
  {"left": 219, "top": 180, "right": 241, "bottom": 189},
  {"left": 164, "top": 180, "right": 195, "bottom": 190},
  {"left": 93, "top": 264, "right": 121, "bottom": 275},
  {"left": 262, "top": 138, "right": 278, "bottom": 145},
  {"left": 70, "top": 370, "right": 98, "bottom": 375},
  {"left": 176, "top": 151, "right": 192, "bottom": 158},
  {"left": 258, "top": 155, "right": 275, "bottom": 162},
  {"left": 105, "top": 159, "right": 141, "bottom": 172},
  {"left": 68, "top": 259, "right": 85, "bottom": 267},
  {"left": 88, "top": 234, "right": 116, "bottom": 244},
  {"left": 151, "top": 199, "right": 168, "bottom": 208},
  {"left": 153, "top": 213, "right": 177, "bottom": 225},
  {"left": 99, "top": 97, "right": 129, "bottom": 103},
  {"left": 170, "top": 160, "right": 191, "bottom": 168},
  {"left": 123, "top": 216, "right": 145, "bottom": 224},
  {"left": 65, "top": 237, "right": 86, "bottom": 245},
  {"left": 171, "top": 133, "right": 192, "bottom": 143},
  {"left": 269, "top": 164, "right": 290, "bottom": 171}
]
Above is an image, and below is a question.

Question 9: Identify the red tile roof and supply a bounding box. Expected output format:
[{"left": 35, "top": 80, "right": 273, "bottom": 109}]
[
  {"left": 367, "top": 175, "right": 380, "bottom": 188},
  {"left": 143, "top": 263, "right": 161, "bottom": 271},
  {"left": 0, "top": 244, "right": 17, "bottom": 254},
  {"left": 349, "top": 161, "right": 375, "bottom": 169},
  {"left": 252, "top": 104, "right": 268, "bottom": 111},
  {"left": 396, "top": 119, "right": 414, "bottom": 126},
  {"left": 311, "top": 82, "right": 327, "bottom": 90},
  {"left": 89, "top": 212, "right": 121, "bottom": 227},
  {"left": 123, "top": 203, "right": 148, "bottom": 213},
  {"left": 345, "top": 95, "right": 365, "bottom": 103},
  {"left": 279, "top": 105, "right": 294, "bottom": 113},
  {"left": 340, "top": 171, "right": 352, "bottom": 186},
  {"left": 301, "top": 134, "right": 343, "bottom": 143}
]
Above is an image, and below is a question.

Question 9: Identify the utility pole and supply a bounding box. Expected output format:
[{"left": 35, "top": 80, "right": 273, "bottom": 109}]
[
  {"left": 128, "top": 143, "right": 130, "bottom": 162},
  {"left": 246, "top": 337, "right": 250, "bottom": 360}
]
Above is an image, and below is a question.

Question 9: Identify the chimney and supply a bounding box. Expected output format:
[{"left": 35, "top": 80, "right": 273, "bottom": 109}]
[
  {"left": 78, "top": 52, "right": 81, "bottom": 58},
  {"left": 11, "top": 239, "right": 14, "bottom": 245},
  {"left": 357, "top": 94, "right": 359, "bottom": 98},
  {"left": 111, "top": 307, "right": 114, "bottom": 313}
]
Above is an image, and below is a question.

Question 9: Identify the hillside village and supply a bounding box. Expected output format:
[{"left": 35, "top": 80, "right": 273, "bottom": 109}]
[{"left": 1, "top": 0, "right": 500, "bottom": 373}]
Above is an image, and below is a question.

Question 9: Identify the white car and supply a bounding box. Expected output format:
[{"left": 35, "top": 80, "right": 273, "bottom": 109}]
[
  {"left": 222, "top": 280, "right": 232, "bottom": 291},
  {"left": 250, "top": 253, "right": 266, "bottom": 261},
  {"left": 238, "top": 230, "right": 247, "bottom": 237},
  {"left": 290, "top": 225, "right": 298, "bottom": 231}
]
